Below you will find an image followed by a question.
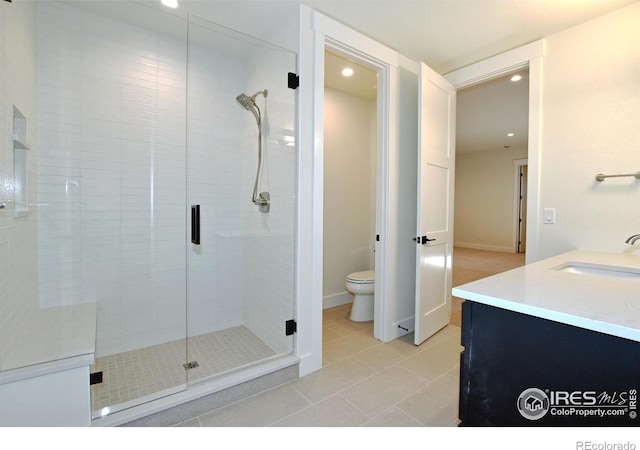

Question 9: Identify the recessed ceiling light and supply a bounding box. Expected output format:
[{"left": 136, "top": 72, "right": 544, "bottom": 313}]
[
  {"left": 507, "top": 133, "right": 515, "bottom": 137},
  {"left": 342, "top": 67, "right": 354, "bottom": 77},
  {"left": 511, "top": 74, "right": 522, "bottom": 82},
  {"left": 161, "top": 0, "right": 179, "bottom": 8}
]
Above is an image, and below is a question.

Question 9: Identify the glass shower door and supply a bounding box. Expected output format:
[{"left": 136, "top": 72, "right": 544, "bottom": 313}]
[
  {"left": 185, "top": 15, "right": 297, "bottom": 383},
  {"left": 32, "top": 2, "right": 192, "bottom": 419}
]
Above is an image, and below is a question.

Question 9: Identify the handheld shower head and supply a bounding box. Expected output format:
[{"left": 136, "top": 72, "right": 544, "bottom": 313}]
[
  {"left": 236, "top": 88, "right": 271, "bottom": 213},
  {"left": 236, "top": 93, "right": 260, "bottom": 125},
  {"left": 236, "top": 90, "right": 268, "bottom": 126}
]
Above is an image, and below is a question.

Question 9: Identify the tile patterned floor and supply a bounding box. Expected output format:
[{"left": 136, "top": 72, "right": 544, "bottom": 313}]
[
  {"left": 164, "top": 247, "right": 525, "bottom": 427},
  {"left": 91, "top": 326, "right": 277, "bottom": 415},
  {"left": 112, "top": 247, "right": 523, "bottom": 426},
  {"left": 174, "top": 306, "right": 463, "bottom": 427}
]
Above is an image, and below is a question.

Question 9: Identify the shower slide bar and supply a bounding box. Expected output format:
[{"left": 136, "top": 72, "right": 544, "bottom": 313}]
[{"left": 595, "top": 171, "right": 640, "bottom": 182}]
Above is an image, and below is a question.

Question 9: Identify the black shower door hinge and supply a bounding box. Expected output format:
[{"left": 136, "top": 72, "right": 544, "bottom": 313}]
[
  {"left": 285, "top": 319, "right": 297, "bottom": 336},
  {"left": 90, "top": 371, "right": 103, "bottom": 385},
  {"left": 288, "top": 72, "right": 299, "bottom": 90}
]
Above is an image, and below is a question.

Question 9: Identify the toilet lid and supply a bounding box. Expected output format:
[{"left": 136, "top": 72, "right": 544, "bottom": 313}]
[{"left": 347, "top": 270, "right": 375, "bottom": 283}]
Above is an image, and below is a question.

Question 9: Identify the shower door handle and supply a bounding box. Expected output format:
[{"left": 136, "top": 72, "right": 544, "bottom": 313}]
[{"left": 191, "top": 205, "right": 200, "bottom": 245}]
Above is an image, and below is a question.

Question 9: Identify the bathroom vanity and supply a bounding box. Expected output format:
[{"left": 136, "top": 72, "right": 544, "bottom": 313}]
[{"left": 452, "top": 250, "right": 640, "bottom": 426}]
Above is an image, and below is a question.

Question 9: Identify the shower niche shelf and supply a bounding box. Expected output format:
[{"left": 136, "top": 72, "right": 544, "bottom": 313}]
[{"left": 12, "top": 106, "right": 30, "bottom": 217}]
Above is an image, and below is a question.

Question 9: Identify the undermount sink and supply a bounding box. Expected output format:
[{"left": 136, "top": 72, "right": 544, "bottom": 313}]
[{"left": 555, "top": 262, "right": 640, "bottom": 280}]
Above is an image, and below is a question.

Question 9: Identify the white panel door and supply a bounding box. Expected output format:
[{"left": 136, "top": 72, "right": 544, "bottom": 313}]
[{"left": 414, "top": 62, "right": 456, "bottom": 345}]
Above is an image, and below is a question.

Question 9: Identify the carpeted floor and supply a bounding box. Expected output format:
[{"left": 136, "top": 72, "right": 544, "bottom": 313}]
[{"left": 450, "top": 247, "right": 526, "bottom": 327}]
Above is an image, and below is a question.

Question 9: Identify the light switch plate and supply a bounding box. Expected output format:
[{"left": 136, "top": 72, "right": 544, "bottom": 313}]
[{"left": 543, "top": 208, "right": 556, "bottom": 224}]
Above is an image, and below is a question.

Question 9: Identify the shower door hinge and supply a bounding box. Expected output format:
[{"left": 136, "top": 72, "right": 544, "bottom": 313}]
[
  {"left": 288, "top": 72, "right": 299, "bottom": 90},
  {"left": 285, "top": 319, "right": 297, "bottom": 336},
  {"left": 90, "top": 371, "right": 103, "bottom": 385}
]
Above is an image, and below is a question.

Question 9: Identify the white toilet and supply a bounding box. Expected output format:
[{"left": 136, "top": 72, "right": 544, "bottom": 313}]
[{"left": 345, "top": 270, "right": 375, "bottom": 322}]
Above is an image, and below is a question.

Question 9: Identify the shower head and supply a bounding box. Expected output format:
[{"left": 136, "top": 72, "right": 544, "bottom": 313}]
[{"left": 236, "top": 90, "right": 268, "bottom": 126}]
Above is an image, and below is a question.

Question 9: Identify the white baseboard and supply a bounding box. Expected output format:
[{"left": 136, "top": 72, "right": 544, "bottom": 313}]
[
  {"left": 323, "top": 292, "right": 352, "bottom": 309},
  {"left": 454, "top": 242, "right": 516, "bottom": 253}
]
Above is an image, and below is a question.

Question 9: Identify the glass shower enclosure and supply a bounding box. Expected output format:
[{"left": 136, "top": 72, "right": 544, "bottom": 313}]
[{"left": 35, "top": 2, "right": 296, "bottom": 420}]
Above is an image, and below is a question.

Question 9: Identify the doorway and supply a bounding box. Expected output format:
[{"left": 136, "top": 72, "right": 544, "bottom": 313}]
[
  {"left": 322, "top": 48, "right": 380, "bottom": 341},
  {"left": 454, "top": 68, "right": 530, "bottom": 255},
  {"left": 446, "top": 40, "right": 544, "bottom": 327}
]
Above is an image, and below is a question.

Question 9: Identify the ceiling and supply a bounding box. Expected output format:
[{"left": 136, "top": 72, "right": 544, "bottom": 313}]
[
  {"left": 456, "top": 69, "right": 529, "bottom": 154},
  {"left": 300, "top": 0, "right": 636, "bottom": 75},
  {"left": 324, "top": 49, "right": 529, "bottom": 154},
  {"left": 325, "top": 51, "right": 378, "bottom": 101},
  {"left": 73, "top": 0, "right": 636, "bottom": 75},
  {"left": 70, "top": 0, "right": 636, "bottom": 154},
  {"left": 313, "top": 1, "right": 633, "bottom": 155}
]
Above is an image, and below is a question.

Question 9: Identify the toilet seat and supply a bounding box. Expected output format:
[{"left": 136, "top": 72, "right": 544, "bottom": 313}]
[{"left": 346, "top": 270, "right": 374, "bottom": 284}]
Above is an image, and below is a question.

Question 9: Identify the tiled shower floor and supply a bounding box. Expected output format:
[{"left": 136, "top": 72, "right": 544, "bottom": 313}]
[{"left": 90, "top": 326, "right": 277, "bottom": 415}]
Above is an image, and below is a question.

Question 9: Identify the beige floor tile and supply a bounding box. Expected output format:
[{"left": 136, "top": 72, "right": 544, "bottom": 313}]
[
  {"left": 354, "top": 342, "right": 415, "bottom": 372},
  {"left": 290, "top": 357, "right": 377, "bottom": 403},
  {"left": 399, "top": 340, "right": 460, "bottom": 382},
  {"left": 272, "top": 395, "right": 369, "bottom": 427},
  {"left": 323, "top": 327, "right": 343, "bottom": 343},
  {"left": 362, "top": 408, "right": 424, "bottom": 427},
  {"left": 451, "top": 247, "right": 525, "bottom": 327},
  {"left": 341, "top": 365, "right": 428, "bottom": 418},
  {"left": 396, "top": 373, "right": 460, "bottom": 426},
  {"left": 418, "top": 324, "right": 461, "bottom": 349},
  {"left": 175, "top": 418, "right": 201, "bottom": 427},
  {"left": 322, "top": 330, "right": 381, "bottom": 363},
  {"left": 324, "top": 317, "right": 374, "bottom": 338},
  {"left": 323, "top": 304, "right": 351, "bottom": 322},
  {"left": 198, "top": 384, "right": 310, "bottom": 427}
]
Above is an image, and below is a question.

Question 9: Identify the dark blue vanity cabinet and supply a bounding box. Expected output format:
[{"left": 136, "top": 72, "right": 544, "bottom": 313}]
[{"left": 458, "top": 301, "right": 640, "bottom": 426}]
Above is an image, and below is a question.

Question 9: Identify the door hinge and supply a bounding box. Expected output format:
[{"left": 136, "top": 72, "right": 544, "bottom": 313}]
[
  {"left": 285, "top": 319, "right": 297, "bottom": 336},
  {"left": 90, "top": 371, "right": 103, "bottom": 385},
  {"left": 288, "top": 72, "right": 299, "bottom": 90}
]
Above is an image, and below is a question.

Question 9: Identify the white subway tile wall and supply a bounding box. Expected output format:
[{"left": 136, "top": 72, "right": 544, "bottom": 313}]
[
  {"left": 0, "top": 2, "right": 39, "bottom": 371},
  {"left": 35, "top": 4, "right": 296, "bottom": 361}
]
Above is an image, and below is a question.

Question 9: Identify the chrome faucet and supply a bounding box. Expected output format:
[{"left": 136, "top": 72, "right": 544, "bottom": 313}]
[{"left": 625, "top": 234, "right": 640, "bottom": 245}]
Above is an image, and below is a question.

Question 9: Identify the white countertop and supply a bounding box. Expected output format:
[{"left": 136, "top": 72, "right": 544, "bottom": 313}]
[
  {"left": 0, "top": 302, "right": 97, "bottom": 385},
  {"left": 452, "top": 249, "right": 640, "bottom": 342}
]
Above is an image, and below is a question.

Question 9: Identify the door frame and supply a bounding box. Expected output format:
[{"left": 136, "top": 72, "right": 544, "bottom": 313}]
[
  {"left": 309, "top": 11, "right": 398, "bottom": 360},
  {"left": 445, "top": 40, "right": 544, "bottom": 264}
]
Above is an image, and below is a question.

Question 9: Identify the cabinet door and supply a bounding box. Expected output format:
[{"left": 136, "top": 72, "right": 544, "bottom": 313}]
[{"left": 460, "top": 301, "right": 640, "bottom": 426}]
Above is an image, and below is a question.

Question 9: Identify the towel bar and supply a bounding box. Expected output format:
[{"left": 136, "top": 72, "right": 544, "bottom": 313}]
[{"left": 595, "top": 171, "right": 640, "bottom": 182}]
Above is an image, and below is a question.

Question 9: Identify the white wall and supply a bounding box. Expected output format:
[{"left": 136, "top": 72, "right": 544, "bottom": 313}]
[
  {"left": 454, "top": 147, "right": 527, "bottom": 252},
  {"left": 538, "top": 3, "right": 640, "bottom": 259},
  {"left": 0, "top": 1, "right": 39, "bottom": 371},
  {"left": 322, "top": 87, "right": 376, "bottom": 308}
]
